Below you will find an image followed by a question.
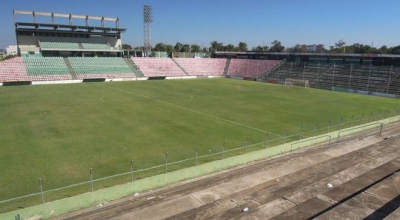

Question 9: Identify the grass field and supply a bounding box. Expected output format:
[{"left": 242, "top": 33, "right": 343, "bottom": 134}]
[{"left": 0, "top": 78, "right": 399, "bottom": 213}]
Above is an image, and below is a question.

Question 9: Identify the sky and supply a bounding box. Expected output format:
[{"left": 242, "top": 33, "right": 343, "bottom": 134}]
[{"left": 1, "top": 0, "right": 400, "bottom": 50}]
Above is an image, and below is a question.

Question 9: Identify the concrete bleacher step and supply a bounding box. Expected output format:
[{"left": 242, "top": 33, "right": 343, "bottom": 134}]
[
  {"left": 270, "top": 158, "right": 400, "bottom": 220},
  {"left": 165, "top": 137, "right": 400, "bottom": 220},
  {"left": 230, "top": 140, "right": 400, "bottom": 219},
  {"left": 317, "top": 173, "right": 400, "bottom": 220},
  {"left": 124, "top": 58, "right": 143, "bottom": 77},
  {"left": 63, "top": 57, "right": 78, "bottom": 80},
  {"left": 171, "top": 58, "right": 189, "bottom": 76},
  {"left": 207, "top": 141, "right": 400, "bottom": 219},
  {"left": 223, "top": 58, "right": 231, "bottom": 76}
]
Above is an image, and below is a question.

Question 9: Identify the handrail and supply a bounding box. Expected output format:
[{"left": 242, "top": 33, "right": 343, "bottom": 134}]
[
  {"left": 290, "top": 134, "right": 332, "bottom": 152},
  {"left": 337, "top": 122, "right": 383, "bottom": 142}
]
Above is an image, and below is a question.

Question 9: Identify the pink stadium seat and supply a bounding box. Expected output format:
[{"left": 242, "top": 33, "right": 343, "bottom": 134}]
[
  {"left": 227, "top": 59, "right": 280, "bottom": 78},
  {"left": 173, "top": 58, "right": 227, "bottom": 76},
  {"left": 132, "top": 57, "right": 186, "bottom": 77}
]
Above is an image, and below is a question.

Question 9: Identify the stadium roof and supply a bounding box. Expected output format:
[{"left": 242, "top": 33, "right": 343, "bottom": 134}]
[
  {"left": 15, "top": 22, "right": 126, "bottom": 33},
  {"left": 215, "top": 51, "right": 400, "bottom": 58}
]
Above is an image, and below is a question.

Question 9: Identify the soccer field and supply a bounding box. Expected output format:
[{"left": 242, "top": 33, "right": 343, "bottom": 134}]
[{"left": 0, "top": 78, "right": 398, "bottom": 212}]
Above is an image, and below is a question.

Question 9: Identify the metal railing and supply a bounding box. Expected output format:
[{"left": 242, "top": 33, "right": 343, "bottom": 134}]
[{"left": 0, "top": 108, "right": 399, "bottom": 212}]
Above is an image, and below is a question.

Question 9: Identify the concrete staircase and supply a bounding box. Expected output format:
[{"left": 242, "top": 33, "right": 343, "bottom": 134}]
[
  {"left": 63, "top": 57, "right": 78, "bottom": 80},
  {"left": 258, "top": 59, "right": 286, "bottom": 80},
  {"left": 223, "top": 58, "right": 231, "bottom": 76},
  {"left": 171, "top": 58, "right": 189, "bottom": 76},
  {"left": 124, "top": 58, "right": 144, "bottom": 77}
]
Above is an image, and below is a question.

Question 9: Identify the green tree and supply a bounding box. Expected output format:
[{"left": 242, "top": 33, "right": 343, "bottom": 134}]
[
  {"left": 153, "top": 43, "right": 166, "bottom": 51},
  {"left": 237, "top": 42, "right": 248, "bottom": 52},
  {"left": 165, "top": 44, "right": 174, "bottom": 52},
  {"left": 251, "top": 45, "right": 269, "bottom": 51},
  {"left": 269, "top": 40, "right": 285, "bottom": 52},
  {"left": 122, "top": 44, "right": 132, "bottom": 50},
  {"left": 191, "top": 44, "right": 201, "bottom": 52},
  {"left": 224, "top": 44, "right": 235, "bottom": 51},
  {"left": 174, "top": 42, "right": 183, "bottom": 52},
  {"left": 210, "top": 41, "right": 223, "bottom": 52},
  {"left": 180, "top": 44, "right": 191, "bottom": 52}
]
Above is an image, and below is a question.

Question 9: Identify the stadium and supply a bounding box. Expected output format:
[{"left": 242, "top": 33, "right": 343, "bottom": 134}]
[{"left": 1, "top": 6, "right": 400, "bottom": 220}]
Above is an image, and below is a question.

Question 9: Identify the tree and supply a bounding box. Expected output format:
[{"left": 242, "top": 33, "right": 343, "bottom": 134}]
[
  {"left": 165, "top": 44, "right": 174, "bottom": 52},
  {"left": 210, "top": 41, "right": 223, "bottom": 52},
  {"left": 379, "top": 45, "right": 388, "bottom": 54},
  {"left": 251, "top": 45, "right": 269, "bottom": 51},
  {"left": 335, "top": 40, "right": 346, "bottom": 53},
  {"left": 122, "top": 44, "right": 132, "bottom": 50},
  {"left": 224, "top": 44, "right": 235, "bottom": 51},
  {"left": 191, "top": 44, "right": 201, "bottom": 52},
  {"left": 269, "top": 40, "right": 285, "bottom": 52},
  {"left": 237, "top": 42, "right": 248, "bottom": 52},
  {"left": 180, "top": 44, "right": 191, "bottom": 52},
  {"left": 153, "top": 43, "right": 166, "bottom": 51},
  {"left": 174, "top": 42, "right": 183, "bottom": 52}
]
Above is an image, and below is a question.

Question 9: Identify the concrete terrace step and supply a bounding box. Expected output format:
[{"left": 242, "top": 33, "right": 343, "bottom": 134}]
[
  {"left": 271, "top": 158, "right": 400, "bottom": 220},
  {"left": 165, "top": 137, "right": 400, "bottom": 220}
]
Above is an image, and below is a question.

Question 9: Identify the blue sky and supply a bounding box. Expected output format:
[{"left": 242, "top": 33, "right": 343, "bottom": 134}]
[{"left": 1, "top": 0, "right": 400, "bottom": 49}]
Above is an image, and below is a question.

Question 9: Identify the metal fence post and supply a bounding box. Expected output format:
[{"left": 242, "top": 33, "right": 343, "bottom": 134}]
[
  {"left": 130, "top": 159, "right": 133, "bottom": 183},
  {"left": 39, "top": 178, "right": 44, "bottom": 204},
  {"left": 165, "top": 152, "right": 169, "bottom": 174},
  {"left": 385, "top": 109, "right": 389, "bottom": 119},
  {"left": 265, "top": 133, "right": 269, "bottom": 149},
  {"left": 392, "top": 107, "right": 397, "bottom": 117},
  {"left": 327, "top": 120, "right": 331, "bottom": 132},
  {"left": 221, "top": 141, "right": 226, "bottom": 159},
  {"left": 299, "top": 125, "right": 304, "bottom": 140},
  {"left": 378, "top": 110, "right": 382, "bottom": 120},
  {"left": 195, "top": 146, "right": 199, "bottom": 166},
  {"left": 350, "top": 115, "right": 354, "bottom": 127},
  {"left": 90, "top": 168, "right": 93, "bottom": 192},
  {"left": 314, "top": 123, "right": 318, "bottom": 136},
  {"left": 245, "top": 136, "right": 249, "bottom": 153},
  {"left": 369, "top": 112, "right": 373, "bottom": 123},
  {"left": 359, "top": 114, "right": 364, "bottom": 125},
  {"left": 339, "top": 117, "right": 343, "bottom": 130},
  {"left": 283, "top": 129, "right": 288, "bottom": 144}
]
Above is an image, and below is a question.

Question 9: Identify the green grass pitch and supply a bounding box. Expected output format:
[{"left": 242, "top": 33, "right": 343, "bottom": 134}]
[{"left": 0, "top": 78, "right": 398, "bottom": 212}]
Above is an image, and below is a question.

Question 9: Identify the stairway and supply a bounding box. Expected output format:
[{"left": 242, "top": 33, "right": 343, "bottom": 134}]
[
  {"left": 171, "top": 58, "right": 189, "bottom": 76},
  {"left": 124, "top": 58, "right": 144, "bottom": 77},
  {"left": 223, "top": 58, "right": 231, "bottom": 76},
  {"left": 258, "top": 59, "right": 286, "bottom": 80},
  {"left": 63, "top": 57, "right": 78, "bottom": 80},
  {"left": 379, "top": 69, "right": 400, "bottom": 93}
]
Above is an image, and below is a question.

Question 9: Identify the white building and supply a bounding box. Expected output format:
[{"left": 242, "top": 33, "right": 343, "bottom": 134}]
[{"left": 6, "top": 45, "right": 18, "bottom": 56}]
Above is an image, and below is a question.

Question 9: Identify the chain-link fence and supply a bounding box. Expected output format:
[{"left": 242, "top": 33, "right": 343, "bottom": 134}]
[{"left": 1, "top": 108, "right": 399, "bottom": 213}]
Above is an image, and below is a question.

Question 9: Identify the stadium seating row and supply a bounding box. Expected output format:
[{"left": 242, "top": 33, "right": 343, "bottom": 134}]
[
  {"left": 227, "top": 59, "right": 281, "bottom": 78},
  {"left": 173, "top": 58, "right": 227, "bottom": 76}
]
